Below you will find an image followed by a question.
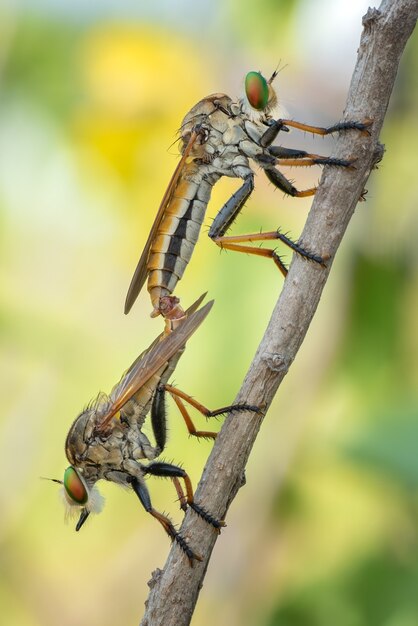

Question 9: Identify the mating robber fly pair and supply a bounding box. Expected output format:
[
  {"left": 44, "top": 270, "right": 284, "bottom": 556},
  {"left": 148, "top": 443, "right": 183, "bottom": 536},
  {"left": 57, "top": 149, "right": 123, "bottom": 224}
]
[{"left": 51, "top": 70, "right": 370, "bottom": 564}]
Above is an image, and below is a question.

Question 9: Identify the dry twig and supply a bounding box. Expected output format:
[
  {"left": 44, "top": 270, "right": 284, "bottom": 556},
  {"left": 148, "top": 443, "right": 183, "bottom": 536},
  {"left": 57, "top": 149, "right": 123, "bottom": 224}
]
[{"left": 140, "top": 1, "right": 418, "bottom": 623}]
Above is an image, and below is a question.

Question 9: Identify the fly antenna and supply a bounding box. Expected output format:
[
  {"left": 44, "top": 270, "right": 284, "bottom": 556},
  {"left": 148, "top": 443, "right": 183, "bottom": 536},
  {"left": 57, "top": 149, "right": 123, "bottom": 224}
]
[
  {"left": 268, "top": 60, "right": 288, "bottom": 83},
  {"left": 40, "top": 476, "right": 63, "bottom": 485},
  {"left": 167, "top": 135, "right": 182, "bottom": 154}
]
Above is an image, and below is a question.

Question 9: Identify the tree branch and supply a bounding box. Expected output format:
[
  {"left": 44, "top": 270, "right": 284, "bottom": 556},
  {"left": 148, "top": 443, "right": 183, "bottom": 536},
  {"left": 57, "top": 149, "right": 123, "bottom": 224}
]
[{"left": 140, "top": 1, "right": 418, "bottom": 624}]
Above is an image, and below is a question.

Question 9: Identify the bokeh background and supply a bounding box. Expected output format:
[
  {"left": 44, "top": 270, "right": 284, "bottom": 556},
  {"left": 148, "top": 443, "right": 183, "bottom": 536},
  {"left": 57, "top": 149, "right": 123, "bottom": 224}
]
[{"left": 1, "top": 1, "right": 418, "bottom": 624}]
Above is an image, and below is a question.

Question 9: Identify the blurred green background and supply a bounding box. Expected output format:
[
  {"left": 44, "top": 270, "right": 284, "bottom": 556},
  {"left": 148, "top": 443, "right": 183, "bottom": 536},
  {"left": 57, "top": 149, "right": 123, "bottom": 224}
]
[{"left": 1, "top": 1, "right": 417, "bottom": 625}]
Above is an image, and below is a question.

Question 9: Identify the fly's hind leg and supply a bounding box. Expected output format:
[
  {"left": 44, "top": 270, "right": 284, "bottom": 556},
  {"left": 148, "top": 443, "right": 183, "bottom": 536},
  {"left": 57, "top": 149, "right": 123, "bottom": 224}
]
[
  {"left": 142, "top": 461, "right": 225, "bottom": 533},
  {"left": 208, "top": 172, "right": 326, "bottom": 275},
  {"left": 212, "top": 231, "right": 326, "bottom": 274},
  {"left": 160, "top": 383, "right": 261, "bottom": 441},
  {"left": 209, "top": 174, "right": 254, "bottom": 239},
  {"left": 207, "top": 174, "right": 288, "bottom": 275}
]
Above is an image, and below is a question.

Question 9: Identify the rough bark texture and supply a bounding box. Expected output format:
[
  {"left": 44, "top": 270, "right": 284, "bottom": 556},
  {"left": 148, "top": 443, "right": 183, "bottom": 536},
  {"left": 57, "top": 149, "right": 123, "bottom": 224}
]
[{"left": 140, "top": 1, "right": 418, "bottom": 624}]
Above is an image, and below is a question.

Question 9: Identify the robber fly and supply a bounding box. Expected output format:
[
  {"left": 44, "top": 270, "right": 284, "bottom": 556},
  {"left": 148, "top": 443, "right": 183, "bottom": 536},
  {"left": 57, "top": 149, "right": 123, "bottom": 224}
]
[
  {"left": 125, "top": 70, "right": 371, "bottom": 317},
  {"left": 51, "top": 295, "right": 258, "bottom": 564}
]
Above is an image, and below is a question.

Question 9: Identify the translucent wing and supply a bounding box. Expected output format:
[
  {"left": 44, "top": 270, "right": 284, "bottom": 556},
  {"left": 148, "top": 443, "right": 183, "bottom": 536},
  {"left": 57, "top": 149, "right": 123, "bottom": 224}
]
[
  {"left": 124, "top": 130, "right": 200, "bottom": 314},
  {"left": 126, "top": 292, "right": 208, "bottom": 372},
  {"left": 96, "top": 297, "right": 213, "bottom": 432}
]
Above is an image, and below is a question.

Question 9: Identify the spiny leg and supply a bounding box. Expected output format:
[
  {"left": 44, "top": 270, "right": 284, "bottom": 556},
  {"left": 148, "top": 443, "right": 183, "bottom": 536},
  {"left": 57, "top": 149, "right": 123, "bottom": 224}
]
[
  {"left": 206, "top": 176, "right": 287, "bottom": 275},
  {"left": 129, "top": 475, "right": 202, "bottom": 565},
  {"left": 162, "top": 383, "right": 260, "bottom": 440},
  {"left": 151, "top": 383, "right": 168, "bottom": 453},
  {"left": 214, "top": 239, "right": 289, "bottom": 277},
  {"left": 275, "top": 156, "right": 356, "bottom": 168},
  {"left": 142, "top": 461, "right": 225, "bottom": 533},
  {"left": 268, "top": 145, "right": 355, "bottom": 169},
  {"left": 212, "top": 231, "right": 326, "bottom": 274},
  {"left": 275, "top": 231, "right": 327, "bottom": 265},
  {"left": 171, "top": 476, "right": 188, "bottom": 512},
  {"left": 260, "top": 146, "right": 355, "bottom": 199},
  {"left": 260, "top": 117, "right": 372, "bottom": 147},
  {"left": 208, "top": 175, "right": 254, "bottom": 239},
  {"left": 264, "top": 166, "right": 317, "bottom": 199},
  {"left": 206, "top": 160, "right": 326, "bottom": 273},
  {"left": 279, "top": 118, "right": 373, "bottom": 136},
  {"left": 263, "top": 157, "right": 354, "bottom": 205}
]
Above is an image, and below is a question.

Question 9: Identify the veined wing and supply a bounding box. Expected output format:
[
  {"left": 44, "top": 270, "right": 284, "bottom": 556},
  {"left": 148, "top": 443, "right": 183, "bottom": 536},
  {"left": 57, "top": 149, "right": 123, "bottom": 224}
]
[
  {"left": 124, "top": 130, "right": 200, "bottom": 314},
  {"left": 127, "top": 292, "right": 208, "bottom": 371},
  {"left": 96, "top": 298, "right": 213, "bottom": 432}
]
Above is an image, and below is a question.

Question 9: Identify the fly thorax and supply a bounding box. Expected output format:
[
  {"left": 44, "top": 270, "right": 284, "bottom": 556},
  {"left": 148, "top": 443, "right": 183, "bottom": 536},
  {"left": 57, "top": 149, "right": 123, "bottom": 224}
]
[
  {"left": 221, "top": 122, "right": 248, "bottom": 147},
  {"left": 76, "top": 435, "right": 124, "bottom": 470},
  {"left": 120, "top": 396, "right": 146, "bottom": 430},
  {"left": 65, "top": 409, "right": 93, "bottom": 464},
  {"left": 180, "top": 93, "right": 231, "bottom": 133},
  {"left": 102, "top": 469, "right": 129, "bottom": 486},
  {"left": 78, "top": 465, "right": 101, "bottom": 486},
  {"left": 199, "top": 172, "right": 221, "bottom": 198},
  {"left": 187, "top": 137, "right": 212, "bottom": 162},
  {"left": 118, "top": 408, "right": 158, "bottom": 461},
  {"left": 131, "top": 431, "right": 159, "bottom": 461},
  {"left": 72, "top": 392, "right": 112, "bottom": 444}
]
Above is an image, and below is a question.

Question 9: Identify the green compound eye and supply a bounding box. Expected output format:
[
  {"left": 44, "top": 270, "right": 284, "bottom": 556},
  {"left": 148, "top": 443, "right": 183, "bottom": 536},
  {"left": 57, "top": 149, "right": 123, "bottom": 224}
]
[
  {"left": 245, "top": 71, "right": 269, "bottom": 110},
  {"left": 64, "top": 467, "right": 88, "bottom": 504}
]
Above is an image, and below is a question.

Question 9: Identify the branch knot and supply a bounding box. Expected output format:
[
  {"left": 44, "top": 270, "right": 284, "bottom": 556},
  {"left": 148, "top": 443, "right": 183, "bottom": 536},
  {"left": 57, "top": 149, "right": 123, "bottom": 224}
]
[
  {"left": 362, "top": 8, "right": 382, "bottom": 29},
  {"left": 264, "top": 353, "right": 291, "bottom": 374}
]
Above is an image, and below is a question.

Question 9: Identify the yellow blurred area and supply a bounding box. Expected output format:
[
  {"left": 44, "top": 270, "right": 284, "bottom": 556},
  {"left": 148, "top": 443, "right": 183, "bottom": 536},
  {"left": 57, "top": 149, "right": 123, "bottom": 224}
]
[
  {"left": 73, "top": 25, "right": 213, "bottom": 182},
  {"left": 81, "top": 25, "right": 204, "bottom": 116}
]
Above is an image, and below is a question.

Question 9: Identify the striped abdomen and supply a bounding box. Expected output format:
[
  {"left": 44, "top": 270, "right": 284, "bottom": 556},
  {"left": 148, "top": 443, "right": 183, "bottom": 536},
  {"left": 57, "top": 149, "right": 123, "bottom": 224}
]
[{"left": 147, "top": 165, "right": 218, "bottom": 310}]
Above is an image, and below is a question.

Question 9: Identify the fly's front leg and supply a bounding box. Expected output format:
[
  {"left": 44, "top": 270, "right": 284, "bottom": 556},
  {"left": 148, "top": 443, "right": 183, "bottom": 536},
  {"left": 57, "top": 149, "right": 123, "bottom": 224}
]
[
  {"left": 161, "top": 383, "right": 261, "bottom": 441},
  {"left": 129, "top": 473, "right": 202, "bottom": 565},
  {"left": 142, "top": 461, "right": 225, "bottom": 533},
  {"left": 260, "top": 117, "right": 372, "bottom": 148}
]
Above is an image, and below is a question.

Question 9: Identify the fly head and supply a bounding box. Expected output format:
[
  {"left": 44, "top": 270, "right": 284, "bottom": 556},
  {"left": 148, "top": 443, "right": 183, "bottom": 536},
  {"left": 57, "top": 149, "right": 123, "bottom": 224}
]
[{"left": 243, "top": 70, "right": 278, "bottom": 119}]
